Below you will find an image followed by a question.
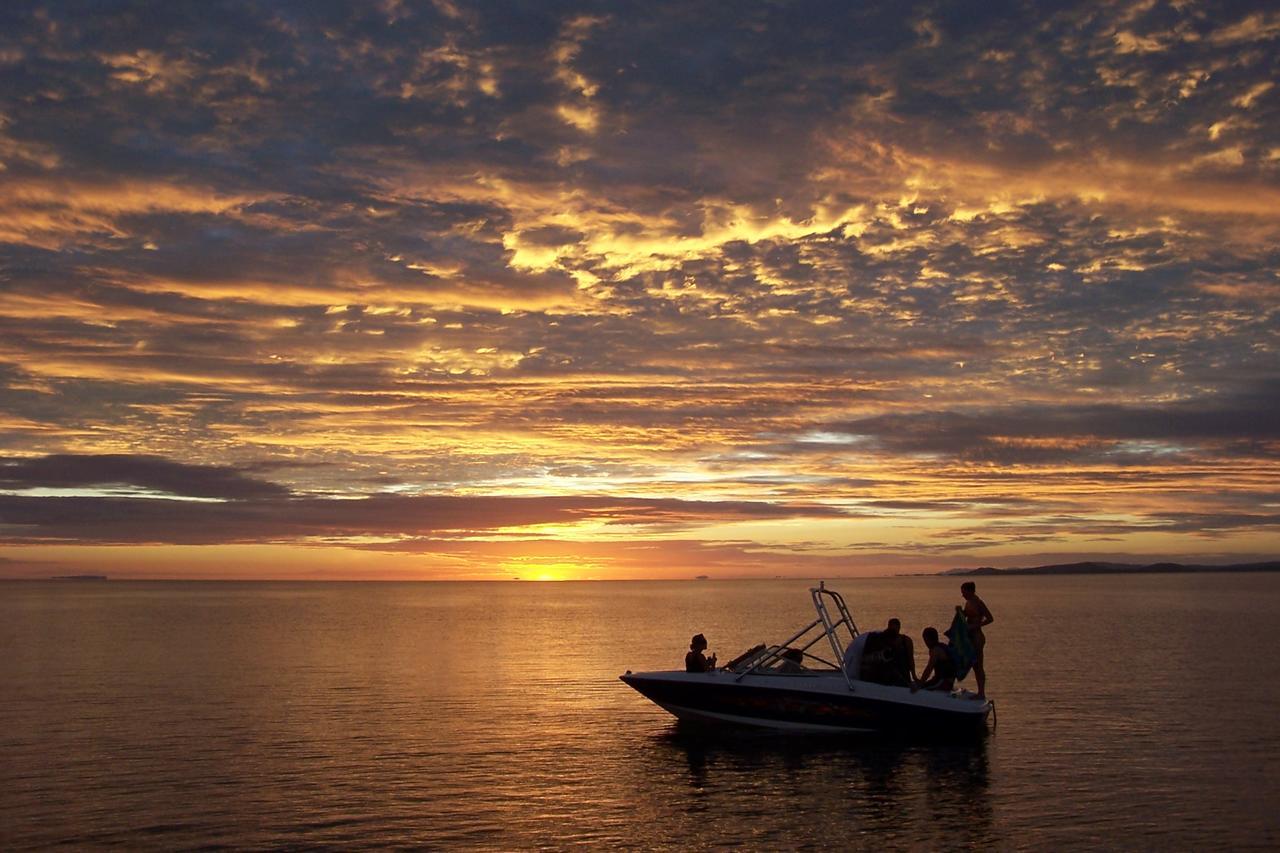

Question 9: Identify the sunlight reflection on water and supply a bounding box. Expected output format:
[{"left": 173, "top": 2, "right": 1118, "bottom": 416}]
[{"left": 2, "top": 576, "right": 1279, "bottom": 848}]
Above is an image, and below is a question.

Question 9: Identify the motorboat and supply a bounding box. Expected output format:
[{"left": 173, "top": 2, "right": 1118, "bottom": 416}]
[{"left": 620, "top": 583, "right": 993, "bottom": 734}]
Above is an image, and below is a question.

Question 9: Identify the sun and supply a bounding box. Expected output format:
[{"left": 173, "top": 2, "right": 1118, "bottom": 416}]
[{"left": 503, "top": 559, "right": 590, "bottom": 581}]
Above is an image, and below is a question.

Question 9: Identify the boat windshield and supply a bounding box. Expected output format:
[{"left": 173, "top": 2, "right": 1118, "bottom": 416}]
[{"left": 724, "top": 583, "right": 859, "bottom": 685}]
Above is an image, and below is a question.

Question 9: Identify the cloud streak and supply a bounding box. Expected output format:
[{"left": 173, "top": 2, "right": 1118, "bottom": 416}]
[
  {"left": 0, "top": 1, "right": 1276, "bottom": 576},
  {"left": 0, "top": 462, "right": 849, "bottom": 547}
]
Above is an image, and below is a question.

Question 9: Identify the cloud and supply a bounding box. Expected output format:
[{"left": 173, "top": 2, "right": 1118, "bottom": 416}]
[
  {"left": 0, "top": 487, "right": 848, "bottom": 546},
  {"left": 0, "top": 1, "right": 1277, "bottom": 574},
  {"left": 0, "top": 454, "right": 290, "bottom": 499},
  {"left": 823, "top": 394, "right": 1280, "bottom": 463}
]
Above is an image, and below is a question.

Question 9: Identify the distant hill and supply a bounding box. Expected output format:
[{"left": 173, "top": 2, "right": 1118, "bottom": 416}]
[{"left": 942, "top": 561, "right": 1280, "bottom": 576}]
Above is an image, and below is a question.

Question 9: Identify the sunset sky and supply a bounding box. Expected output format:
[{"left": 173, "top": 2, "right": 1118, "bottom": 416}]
[{"left": 1, "top": 1, "right": 1277, "bottom": 580}]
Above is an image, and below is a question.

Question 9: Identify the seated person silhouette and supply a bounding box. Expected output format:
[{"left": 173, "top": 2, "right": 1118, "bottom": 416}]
[
  {"left": 913, "top": 626, "right": 956, "bottom": 692},
  {"left": 859, "top": 630, "right": 891, "bottom": 682},
  {"left": 860, "top": 619, "right": 915, "bottom": 686},
  {"left": 685, "top": 633, "right": 717, "bottom": 672}
]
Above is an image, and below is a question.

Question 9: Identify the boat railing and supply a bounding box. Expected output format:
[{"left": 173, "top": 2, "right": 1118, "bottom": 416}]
[
  {"left": 731, "top": 581, "right": 860, "bottom": 690},
  {"left": 814, "top": 581, "right": 858, "bottom": 673}
]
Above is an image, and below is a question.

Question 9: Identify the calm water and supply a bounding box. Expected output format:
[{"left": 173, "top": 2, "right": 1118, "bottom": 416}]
[{"left": 2, "top": 575, "right": 1279, "bottom": 849}]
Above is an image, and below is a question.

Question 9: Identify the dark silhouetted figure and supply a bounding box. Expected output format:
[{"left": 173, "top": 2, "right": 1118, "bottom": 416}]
[
  {"left": 862, "top": 618, "right": 916, "bottom": 686},
  {"left": 884, "top": 618, "right": 917, "bottom": 686},
  {"left": 913, "top": 626, "right": 956, "bottom": 692},
  {"left": 685, "top": 633, "right": 717, "bottom": 672},
  {"left": 960, "top": 581, "right": 994, "bottom": 699}
]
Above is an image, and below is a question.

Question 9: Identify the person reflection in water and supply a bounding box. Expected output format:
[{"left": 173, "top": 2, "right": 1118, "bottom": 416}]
[
  {"left": 912, "top": 627, "right": 956, "bottom": 692},
  {"left": 685, "top": 633, "right": 717, "bottom": 673},
  {"left": 960, "top": 581, "right": 994, "bottom": 699}
]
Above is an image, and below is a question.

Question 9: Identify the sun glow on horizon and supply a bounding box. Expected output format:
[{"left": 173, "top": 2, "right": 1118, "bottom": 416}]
[
  {"left": 502, "top": 558, "right": 598, "bottom": 582},
  {"left": 0, "top": 2, "right": 1276, "bottom": 580}
]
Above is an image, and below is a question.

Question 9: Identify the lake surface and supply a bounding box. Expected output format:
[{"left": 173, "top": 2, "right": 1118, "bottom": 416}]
[{"left": 2, "top": 575, "right": 1279, "bottom": 849}]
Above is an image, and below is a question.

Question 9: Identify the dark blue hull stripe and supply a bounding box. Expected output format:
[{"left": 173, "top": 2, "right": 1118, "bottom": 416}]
[{"left": 622, "top": 676, "right": 987, "bottom": 732}]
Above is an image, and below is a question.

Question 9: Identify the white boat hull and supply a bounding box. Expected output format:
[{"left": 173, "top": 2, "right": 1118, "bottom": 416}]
[{"left": 621, "top": 670, "right": 991, "bottom": 734}]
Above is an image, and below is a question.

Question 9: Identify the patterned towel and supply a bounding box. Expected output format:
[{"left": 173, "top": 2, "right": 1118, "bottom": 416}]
[{"left": 944, "top": 608, "right": 976, "bottom": 681}]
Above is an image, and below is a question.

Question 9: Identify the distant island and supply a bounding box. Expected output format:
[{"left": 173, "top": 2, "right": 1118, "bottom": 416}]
[
  {"left": 941, "top": 561, "right": 1280, "bottom": 576},
  {"left": 50, "top": 574, "right": 109, "bottom": 581}
]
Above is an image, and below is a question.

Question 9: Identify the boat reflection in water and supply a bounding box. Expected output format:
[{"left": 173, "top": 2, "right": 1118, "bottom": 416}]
[
  {"left": 653, "top": 723, "right": 995, "bottom": 848},
  {"left": 621, "top": 583, "right": 993, "bottom": 734}
]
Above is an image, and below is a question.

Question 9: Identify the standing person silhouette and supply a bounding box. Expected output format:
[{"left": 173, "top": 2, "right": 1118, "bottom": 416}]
[{"left": 959, "top": 581, "right": 994, "bottom": 699}]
